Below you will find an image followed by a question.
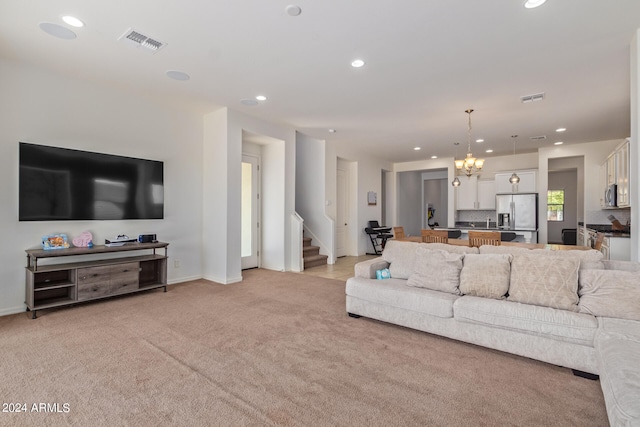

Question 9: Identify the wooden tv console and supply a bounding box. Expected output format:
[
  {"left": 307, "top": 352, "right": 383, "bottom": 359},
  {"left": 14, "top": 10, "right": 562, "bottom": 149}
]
[{"left": 25, "top": 242, "right": 168, "bottom": 319}]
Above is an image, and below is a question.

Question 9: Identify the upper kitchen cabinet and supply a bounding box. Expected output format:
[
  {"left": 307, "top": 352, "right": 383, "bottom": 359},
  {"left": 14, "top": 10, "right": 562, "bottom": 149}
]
[
  {"left": 455, "top": 176, "right": 496, "bottom": 210},
  {"left": 600, "top": 139, "right": 630, "bottom": 208},
  {"left": 616, "top": 139, "right": 630, "bottom": 207},
  {"left": 495, "top": 170, "right": 537, "bottom": 194}
]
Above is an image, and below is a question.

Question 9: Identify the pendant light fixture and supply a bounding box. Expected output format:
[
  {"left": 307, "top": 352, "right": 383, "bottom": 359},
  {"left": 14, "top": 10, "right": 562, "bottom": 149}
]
[
  {"left": 509, "top": 135, "right": 520, "bottom": 185},
  {"left": 451, "top": 143, "right": 461, "bottom": 187},
  {"left": 454, "top": 109, "right": 484, "bottom": 179}
]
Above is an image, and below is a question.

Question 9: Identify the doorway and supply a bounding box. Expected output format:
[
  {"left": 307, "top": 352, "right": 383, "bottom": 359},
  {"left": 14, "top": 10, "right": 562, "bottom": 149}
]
[
  {"left": 241, "top": 154, "right": 260, "bottom": 269},
  {"left": 335, "top": 159, "right": 355, "bottom": 258}
]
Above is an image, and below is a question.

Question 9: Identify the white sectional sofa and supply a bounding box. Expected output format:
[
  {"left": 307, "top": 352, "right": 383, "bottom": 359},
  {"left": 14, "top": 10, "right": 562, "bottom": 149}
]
[{"left": 345, "top": 240, "right": 640, "bottom": 426}]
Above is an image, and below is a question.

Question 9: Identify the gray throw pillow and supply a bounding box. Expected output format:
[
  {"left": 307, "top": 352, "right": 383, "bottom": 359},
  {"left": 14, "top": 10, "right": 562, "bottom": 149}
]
[
  {"left": 459, "top": 254, "right": 512, "bottom": 299},
  {"left": 407, "top": 247, "right": 463, "bottom": 295}
]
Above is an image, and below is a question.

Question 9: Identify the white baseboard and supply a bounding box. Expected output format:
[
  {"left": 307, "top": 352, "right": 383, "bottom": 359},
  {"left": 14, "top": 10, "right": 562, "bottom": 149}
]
[
  {"left": 168, "top": 275, "right": 203, "bottom": 285},
  {"left": 202, "top": 274, "right": 243, "bottom": 285},
  {"left": 0, "top": 305, "right": 27, "bottom": 317}
]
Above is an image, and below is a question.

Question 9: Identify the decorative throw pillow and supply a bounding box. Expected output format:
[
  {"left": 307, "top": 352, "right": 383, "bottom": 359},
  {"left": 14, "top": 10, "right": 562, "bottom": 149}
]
[
  {"left": 382, "top": 240, "right": 420, "bottom": 280},
  {"left": 407, "top": 247, "right": 463, "bottom": 295},
  {"left": 508, "top": 253, "right": 580, "bottom": 311},
  {"left": 578, "top": 269, "right": 640, "bottom": 321},
  {"left": 375, "top": 268, "right": 391, "bottom": 280},
  {"left": 459, "top": 254, "right": 512, "bottom": 299}
]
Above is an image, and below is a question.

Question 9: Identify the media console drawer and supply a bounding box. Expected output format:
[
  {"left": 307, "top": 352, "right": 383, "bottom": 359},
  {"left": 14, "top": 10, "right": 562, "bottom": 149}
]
[{"left": 77, "top": 263, "right": 140, "bottom": 300}]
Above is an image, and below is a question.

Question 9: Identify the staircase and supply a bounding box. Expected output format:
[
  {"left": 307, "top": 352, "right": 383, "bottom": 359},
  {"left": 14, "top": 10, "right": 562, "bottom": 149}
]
[{"left": 303, "top": 236, "right": 328, "bottom": 269}]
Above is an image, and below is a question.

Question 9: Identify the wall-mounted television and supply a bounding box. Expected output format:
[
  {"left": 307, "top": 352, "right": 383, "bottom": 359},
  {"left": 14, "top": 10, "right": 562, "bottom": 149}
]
[{"left": 19, "top": 142, "right": 164, "bottom": 221}]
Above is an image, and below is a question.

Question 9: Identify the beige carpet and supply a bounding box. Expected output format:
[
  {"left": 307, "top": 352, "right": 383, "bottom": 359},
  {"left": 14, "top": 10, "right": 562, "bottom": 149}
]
[{"left": 0, "top": 269, "right": 608, "bottom": 426}]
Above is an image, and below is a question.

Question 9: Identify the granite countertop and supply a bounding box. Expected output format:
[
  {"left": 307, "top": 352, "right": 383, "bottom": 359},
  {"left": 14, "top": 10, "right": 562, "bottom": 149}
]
[{"left": 579, "top": 223, "right": 631, "bottom": 238}]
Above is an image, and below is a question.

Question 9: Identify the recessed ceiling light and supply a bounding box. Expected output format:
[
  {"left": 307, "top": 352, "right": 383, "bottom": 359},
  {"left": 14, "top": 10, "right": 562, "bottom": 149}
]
[
  {"left": 524, "top": 0, "right": 547, "bottom": 8},
  {"left": 431, "top": 155, "right": 438, "bottom": 159},
  {"left": 485, "top": 149, "right": 493, "bottom": 153},
  {"left": 476, "top": 139, "right": 484, "bottom": 143},
  {"left": 351, "top": 59, "right": 365, "bottom": 68},
  {"left": 554, "top": 141, "right": 564, "bottom": 145},
  {"left": 62, "top": 16, "right": 84, "bottom": 28},
  {"left": 414, "top": 147, "right": 421, "bottom": 151},
  {"left": 166, "top": 70, "right": 190, "bottom": 81},
  {"left": 39, "top": 22, "right": 77, "bottom": 40},
  {"left": 328, "top": 129, "right": 337, "bottom": 133},
  {"left": 285, "top": 5, "right": 302, "bottom": 16},
  {"left": 555, "top": 127, "right": 566, "bottom": 132},
  {"left": 256, "top": 95, "right": 267, "bottom": 101}
]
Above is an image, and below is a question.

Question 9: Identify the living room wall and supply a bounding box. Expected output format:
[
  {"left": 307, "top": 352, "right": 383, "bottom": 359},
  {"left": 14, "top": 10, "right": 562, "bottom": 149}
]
[{"left": 0, "top": 58, "right": 205, "bottom": 315}]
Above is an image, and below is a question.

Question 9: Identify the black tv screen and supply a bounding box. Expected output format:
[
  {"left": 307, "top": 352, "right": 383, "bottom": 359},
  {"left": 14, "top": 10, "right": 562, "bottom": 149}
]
[{"left": 19, "top": 142, "right": 164, "bottom": 221}]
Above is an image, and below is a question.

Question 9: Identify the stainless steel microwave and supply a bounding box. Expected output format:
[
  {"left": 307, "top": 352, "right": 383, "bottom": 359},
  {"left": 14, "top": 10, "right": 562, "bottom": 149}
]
[{"left": 605, "top": 183, "right": 617, "bottom": 207}]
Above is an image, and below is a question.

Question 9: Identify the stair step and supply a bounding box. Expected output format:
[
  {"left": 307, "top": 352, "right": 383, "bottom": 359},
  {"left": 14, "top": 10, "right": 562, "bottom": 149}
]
[
  {"left": 304, "top": 254, "right": 328, "bottom": 269},
  {"left": 303, "top": 237, "right": 312, "bottom": 247},
  {"left": 303, "top": 245, "right": 320, "bottom": 256}
]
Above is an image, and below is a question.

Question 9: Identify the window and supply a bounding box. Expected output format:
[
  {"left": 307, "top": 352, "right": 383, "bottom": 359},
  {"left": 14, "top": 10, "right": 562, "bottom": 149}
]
[{"left": 547, "top": 190, "right": 564, "bottom": 221}]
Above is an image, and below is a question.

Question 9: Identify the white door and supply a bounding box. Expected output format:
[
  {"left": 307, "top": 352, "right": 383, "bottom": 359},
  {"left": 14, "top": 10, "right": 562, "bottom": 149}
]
[
  {"left": 336, "top": 167, "right": 348, "bottom": 257},
  {"left": 241, "top": 155, "right": 260, "bottom": 269}
]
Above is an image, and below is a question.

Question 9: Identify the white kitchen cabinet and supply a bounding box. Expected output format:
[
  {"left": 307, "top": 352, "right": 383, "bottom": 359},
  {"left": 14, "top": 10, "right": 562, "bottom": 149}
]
[
  {"left": 495, "top": 170, "right": 537, "bottom": 194},
  {"left": 606, "top": 154, "right": 616, "bottom": 186},
  {"left": 456, "top": 176, "right": 478, "bottom": 210},
  {"left": 608, "top": 236, "right": 631, "bottom": 261},
  {"left": 477, "top": 180, "right": 496, "bottom": 209},
  {"left": 455, "top": 176, "right": 495, "bottom": 210},
  {"left": 616, "top": 139, "right": 630, "bottom": 207},
  {"left": 577, "top": 227, "right": 587, "bottom": 247},
  {"left": 600, "top": 139, "right": 630, "bottom": 208}
]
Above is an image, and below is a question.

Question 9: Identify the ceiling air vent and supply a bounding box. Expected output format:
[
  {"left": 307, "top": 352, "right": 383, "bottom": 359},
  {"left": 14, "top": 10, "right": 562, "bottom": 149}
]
[
  {"left": 530, "top": 135, "right": 547, "bottom": 141},
  {"left": 520, "top": 92, "right": 545, "bottom": 103},
  {"left": 119, "top": 28, "right": 166, "bottom": 53}
]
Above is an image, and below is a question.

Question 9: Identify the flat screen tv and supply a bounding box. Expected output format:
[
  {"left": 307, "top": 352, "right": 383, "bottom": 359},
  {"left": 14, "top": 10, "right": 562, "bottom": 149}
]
[{"left": 19, "top": 142, "right": 164, "bottom": 221}]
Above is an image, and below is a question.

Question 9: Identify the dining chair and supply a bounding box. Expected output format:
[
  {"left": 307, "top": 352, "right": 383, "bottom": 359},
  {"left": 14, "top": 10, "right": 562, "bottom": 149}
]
[
  {"left": 421, "top": 229, "right": 449, "bottom": 243},
  {"left": 393, "top": 226, "right": 405, "bottom": 239},
  {"left": 468, "top": 230, "right": 501, "bottom": 247},
  {"left": 593, "top": 232, "right": 605, "bottom": 251}
]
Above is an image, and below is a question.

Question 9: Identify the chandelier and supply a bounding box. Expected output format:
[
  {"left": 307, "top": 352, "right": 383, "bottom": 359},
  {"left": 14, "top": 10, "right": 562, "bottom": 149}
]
[{"left": 454, "top": 109, "right": 484, "bottom": 179}]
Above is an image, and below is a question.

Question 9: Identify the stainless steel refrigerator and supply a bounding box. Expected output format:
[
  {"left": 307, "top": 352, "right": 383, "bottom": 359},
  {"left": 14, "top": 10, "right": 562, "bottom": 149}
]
[{"left": 496, "top": 193, "right": 538, "bottom": 231}]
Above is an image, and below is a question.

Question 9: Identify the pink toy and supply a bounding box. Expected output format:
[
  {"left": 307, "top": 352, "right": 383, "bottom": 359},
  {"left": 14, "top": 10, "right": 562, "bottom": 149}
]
[{"left": 72, "top": 231, "right": 93, "bottom": 247}]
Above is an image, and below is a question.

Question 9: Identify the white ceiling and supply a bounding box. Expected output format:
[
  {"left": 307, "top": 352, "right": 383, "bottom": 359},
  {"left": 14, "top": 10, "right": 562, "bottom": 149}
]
[{"left": 1, "top": 1, "right": 639, "bottom": 162}]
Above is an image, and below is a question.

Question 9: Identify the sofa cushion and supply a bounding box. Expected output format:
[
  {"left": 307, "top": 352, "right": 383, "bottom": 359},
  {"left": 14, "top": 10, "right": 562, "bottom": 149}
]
[
  {"left": 530, "top": 248, "right": 604, "bottom": 270},
  {"left": 479, "top": 245, "right": 531, "bottom": 255},
  {"left": 595, "top": 331, "right": 640, "bottom": 426},
  {"left": 480, "top": 246, "right": 604, "bottom": 270},
  {"left": 407, "top": 247, "right": 463, "bottom": 295},
  {"left": 459, "top": 254, "right": 512, "bottom": 300},
  {"left": 346, "top": 276, "right": 459, "bottom": 318},
  {"left": 508, "top": 253, "right": 580, "bottom": 312},
  {"left": 454, "top": 296, "right": 597, "bottom": 346},
  {"left": 578, "top": 269, "right": 640, "bottom": 321},
  {"left": 423, "top": 242, "right": 479, "bottom": 254},
  {"left": 598, "top": 317, "right": 640, "bottom": 340},
  {"left": 382, "top": 240, "right": 420, "bottom": 280},
  {"left": 604, "top": 259, "right": 640, "bottom": 272}
]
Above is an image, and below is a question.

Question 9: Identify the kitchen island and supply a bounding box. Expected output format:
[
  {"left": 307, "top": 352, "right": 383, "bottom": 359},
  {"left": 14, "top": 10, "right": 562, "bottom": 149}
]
[{"left": 436, "top": 227, "right": 538, "bottom": 244}]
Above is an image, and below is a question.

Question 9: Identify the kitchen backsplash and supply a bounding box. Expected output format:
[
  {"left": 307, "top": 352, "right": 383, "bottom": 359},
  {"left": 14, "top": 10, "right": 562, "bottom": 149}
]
[
  {"left": 586, "top": 209, "right": 631, "bottom": 226},
  {"left": 456, "top": 210, "right": 496, "bottom": 222}
]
